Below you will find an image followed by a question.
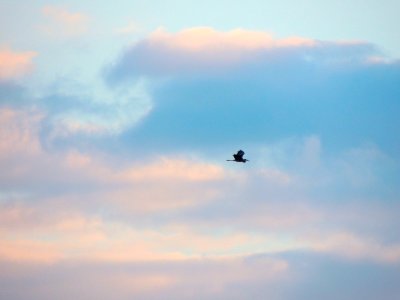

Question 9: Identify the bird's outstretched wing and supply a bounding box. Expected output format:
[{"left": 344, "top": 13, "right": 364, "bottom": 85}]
[{"left": 237, "top": 150, "right": 245, "bottom": 158}]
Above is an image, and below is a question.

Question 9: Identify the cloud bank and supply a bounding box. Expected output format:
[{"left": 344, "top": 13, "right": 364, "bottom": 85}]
[{"left": 1, "top": 26, "right": 399, "bottom": 300}]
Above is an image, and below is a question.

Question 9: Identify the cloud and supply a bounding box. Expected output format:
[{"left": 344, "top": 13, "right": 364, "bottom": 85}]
[
  {"left": 308, "top": 231, "right": 400, "bottom": 263},
  {"left": 41, "top": 6, "right": 89, "bottom": 37},
  {"left": 0, "top": 239, "right": 63, "bottom": 264},
  {"left": 147, "top": 27, "right": 315, "bottom": 52},
  {"left": 1, "top": 25, "right": 399, "bottom": 299},
  {"left": 102, "top": 28, "right": 400, "bottom": 155},
  {"left": 105, "top": 27, "right": 381, "bottom": 81},
  {"left": 0, "top": 47, "right": 37, "bottom": 80},
  {"left": 1, "top": 102, "right": 400, "bottom": 300},
  {"left": 0, "top": 106, "right": 234, "bottom": 213},
  {"left": 2, "top": 121, "right": 397, "bottom": 264},
  {"left": 115, "top": 21, "right": 140, "bottom": 35},
  {"left": 0, "top": 200, "right": 287, "bottom": 263},
  {"left": 0, "top": 252, "right": 399, "bottom": 300},
  {"left": 1, "top": 105, "right": 397, "bottom": 238},
  {"left": 0, "top": 107, "right": 42, "bottom": 158},
  {"left": 124, "top": 157, "right": 225, "bottom": 181},
  {"left": 0, "top": 256, "right": 288, "bottom": 300},
  {"left": 39, "top": 78, "right": 152, "bottom": 139},
  {"left": 0, "top": 107, "right": 226, "bottom": 186}
]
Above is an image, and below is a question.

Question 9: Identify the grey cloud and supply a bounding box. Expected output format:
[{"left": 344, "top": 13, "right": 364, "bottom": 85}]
[{"left": 0, "top": 252, "right": 399, "bottom": 300}]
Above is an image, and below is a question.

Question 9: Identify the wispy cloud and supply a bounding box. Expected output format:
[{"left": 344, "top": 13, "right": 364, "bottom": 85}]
[
  {"left": 0, "top": 108, "right": 42, "bottom": 157},
  {"left": 115, "top": 21, "right": 140, "bottom": 35},
  {"left": 41, "top": 6, "right": 89, "bottom": 38},
  {"left": 308, "top": 231, "right": 400, "bottom": 263},
  {"left": 0, "top": 47, "right": 37, "bottom": 80}
]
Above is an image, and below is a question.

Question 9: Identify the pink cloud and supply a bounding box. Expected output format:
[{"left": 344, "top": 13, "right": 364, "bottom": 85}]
[
  {"left": 108, "top": 27, "right": 380, "bottom": 80},
  {"left": 0, "top": 47, "right": 37, "bottom": 80},
  {"left": 0, "top": 108, "right": 42, "bottom": 158},
  {"left": 0, "top": 106, "right": 232, "bottom": 196},
  {"left": 0, "top": 107, "right": 231, "bottom": 192},
  {"left": 124, "top": 157, "right": 225, "bottom": 182},
  {"left": 41, "top": 6, "right": 89, "bottom": 37},
  {"left": 0, "top": 209, "right": 275, "bottom": 264},
  {"left": 108, "top": 27, "right": 318, "bottom": 78},
  {"left": 1, "top": 203, "right": 270, "bottom": 263},
  {"left": 308, "top": 231, "right": 400, "bottom": 263},
  {"left": 2, "top": 108, "right": 398, "bottom": 266},
  {"left": 2, "top": 199, "right": 399, "bottom": 265},
  {"left": 0, "top": 107, "right": 234, "bottom": 215},
  {"left": 149, "top": 27, "right": 315, "bottom": 52},
  {"left": 0, "top": 255, "right": 291, "bottom": 299},
  {"left": 0, "top": 239, "right": 63, "bottom": 263}
]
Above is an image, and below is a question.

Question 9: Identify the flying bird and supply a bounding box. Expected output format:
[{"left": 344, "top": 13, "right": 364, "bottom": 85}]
[{"left": 227, "top": 150, "right": 249, "bottom": 163}]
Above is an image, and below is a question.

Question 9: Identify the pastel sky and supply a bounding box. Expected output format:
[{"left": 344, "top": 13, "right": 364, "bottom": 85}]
[{"left": 1, "top": 1, "right": 400, "bottom": 299}]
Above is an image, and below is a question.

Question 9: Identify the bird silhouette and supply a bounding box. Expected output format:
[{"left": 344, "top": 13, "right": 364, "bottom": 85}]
[{"left": 227, "top": 150, "right": 249, "bottom": 163}]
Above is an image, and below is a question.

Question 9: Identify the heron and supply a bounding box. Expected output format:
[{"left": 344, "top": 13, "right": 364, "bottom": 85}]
[{"left": 227, "top": 150, "right": 249, "bottom": 163}]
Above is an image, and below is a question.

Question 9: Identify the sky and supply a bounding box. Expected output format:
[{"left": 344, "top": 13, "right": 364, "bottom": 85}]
[{"left": 0, "top": 1, "right": 400, "bottom": 299}]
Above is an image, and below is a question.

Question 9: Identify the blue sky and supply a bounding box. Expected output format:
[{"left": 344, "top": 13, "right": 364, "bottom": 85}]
[{"left": 1, "top": 1, "right": 400, "bottom": 299}]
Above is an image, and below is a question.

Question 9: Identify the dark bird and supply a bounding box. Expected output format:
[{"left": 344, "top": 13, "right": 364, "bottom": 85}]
[{"left": 227, "top": 150, "right": 249, "bottom": 163}]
